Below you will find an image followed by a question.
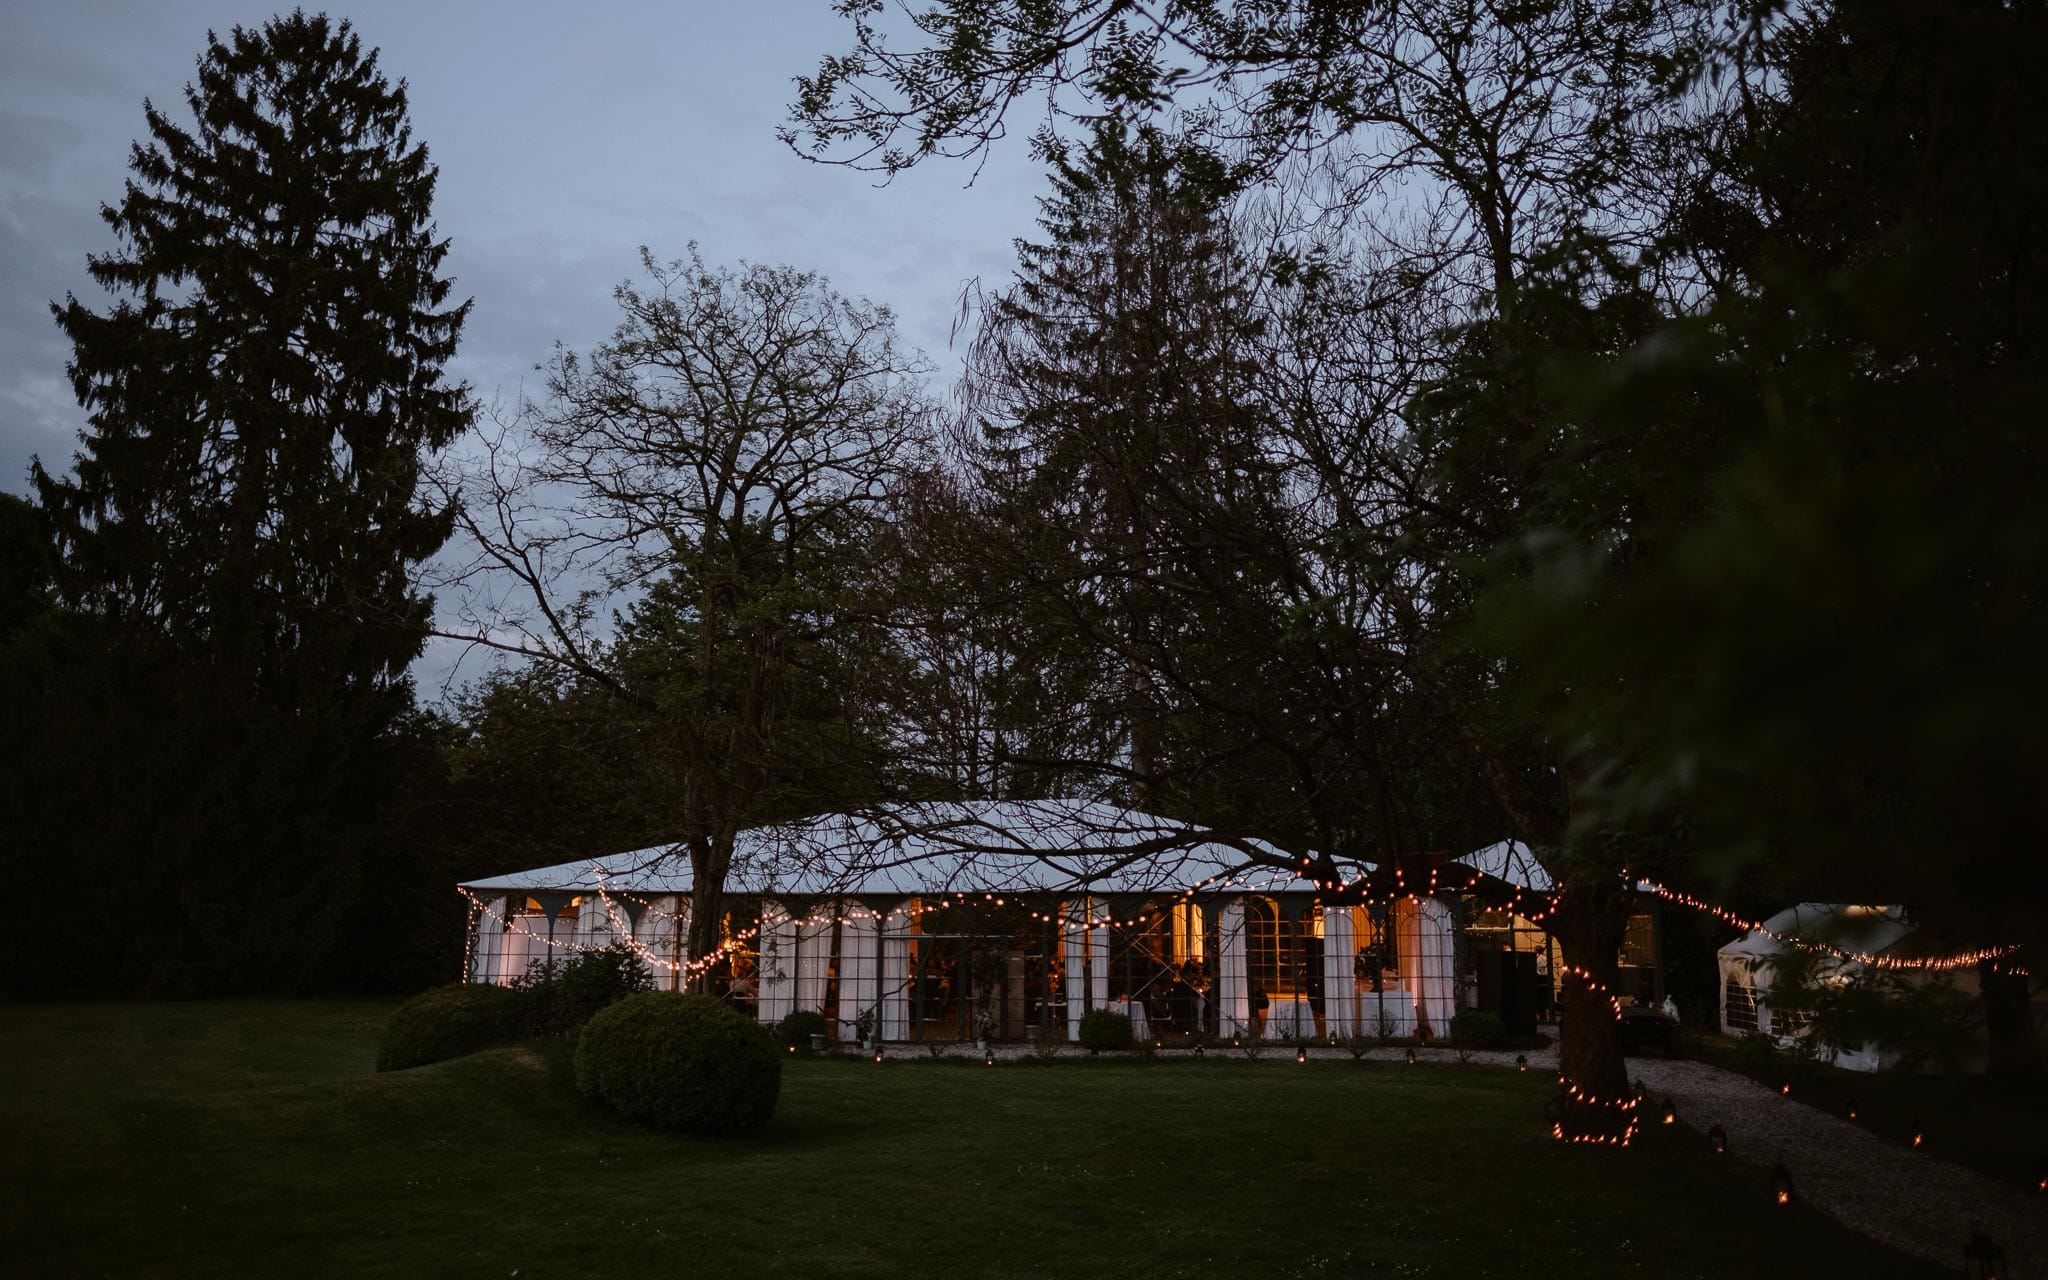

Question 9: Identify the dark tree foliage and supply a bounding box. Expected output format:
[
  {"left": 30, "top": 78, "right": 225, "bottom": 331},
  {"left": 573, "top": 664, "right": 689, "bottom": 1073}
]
[
  {"left": 33, "top": 9, "right": 468, "bottom": 693},
  {"left": 1454, "top": 0, "right": 2048, "bottom": 923},
  {"left": 9, "top": 12, "right": 470, "bottom": 995}
]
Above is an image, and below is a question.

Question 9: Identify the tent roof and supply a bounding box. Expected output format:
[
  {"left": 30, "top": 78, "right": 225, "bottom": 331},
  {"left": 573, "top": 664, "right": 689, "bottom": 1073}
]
[
  {"left": 1455, "top": 840, "right": 1553, "bottom": 892},
  {"left": 459, "top": 799, "right": 1355, "bottom": 899},
  {"left": 1717, "top": 903, "right": 1915, "bottom": 962}
]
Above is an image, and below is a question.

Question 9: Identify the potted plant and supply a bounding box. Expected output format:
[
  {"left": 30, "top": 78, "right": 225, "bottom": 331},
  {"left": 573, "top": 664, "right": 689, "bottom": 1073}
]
[{"left": 853, "top": 1004, "right": 878, "bottom": 1051}]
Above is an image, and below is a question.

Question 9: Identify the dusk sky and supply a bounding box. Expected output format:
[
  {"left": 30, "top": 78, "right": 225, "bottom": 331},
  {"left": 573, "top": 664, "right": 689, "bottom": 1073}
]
[{"left": 1, "top": 1, "right": 1048, "bottom": 693}]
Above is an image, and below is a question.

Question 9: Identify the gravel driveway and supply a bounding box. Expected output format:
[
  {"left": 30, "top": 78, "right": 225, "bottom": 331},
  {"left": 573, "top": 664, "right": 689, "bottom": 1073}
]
[{"left": 1633, "top": 1056, "right": 2045, "bottom": 1277}]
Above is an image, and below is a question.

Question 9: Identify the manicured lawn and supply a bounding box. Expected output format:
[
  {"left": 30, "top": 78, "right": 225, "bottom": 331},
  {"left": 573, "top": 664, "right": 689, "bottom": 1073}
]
[{"left": 2, "top": 1002, "right": 1944, "bottom": 1279}]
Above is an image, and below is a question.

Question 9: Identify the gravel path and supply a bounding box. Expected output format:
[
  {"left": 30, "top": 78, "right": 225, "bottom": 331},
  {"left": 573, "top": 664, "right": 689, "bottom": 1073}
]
[
  {"left": 1633, "top": 1057, "right": 2046, "bottom": 1277},
  {"left": 898, "top": 1035, "right": 2042, "bottom": 1274}
]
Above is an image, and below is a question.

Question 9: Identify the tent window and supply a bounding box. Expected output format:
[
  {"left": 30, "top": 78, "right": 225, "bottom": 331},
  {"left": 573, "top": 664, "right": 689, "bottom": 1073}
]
[
  {"left": 1618, "top": 912, "right": 1657, "bottom": 968},
  {"left": 1724, "top": 976, "right": 1759, "bottom": 1033}
]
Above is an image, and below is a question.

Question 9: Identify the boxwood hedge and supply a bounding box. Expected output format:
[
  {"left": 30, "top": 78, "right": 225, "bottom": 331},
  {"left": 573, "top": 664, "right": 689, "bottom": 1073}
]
[
  {"left": 574, "top": 992, "right": 782, "bottom": 1135},
  {"left": 376, "top": 982, "right": 528, "bottom": 1072}
]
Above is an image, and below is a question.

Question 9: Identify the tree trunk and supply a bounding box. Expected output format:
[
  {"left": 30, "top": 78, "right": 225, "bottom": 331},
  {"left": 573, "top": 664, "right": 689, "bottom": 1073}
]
[
  {"left": 685, "top": 840, "right": 729, "bottom": 995},
  {"left": 1549, "top": 878, "right": 1638, "bottom": 1145}
]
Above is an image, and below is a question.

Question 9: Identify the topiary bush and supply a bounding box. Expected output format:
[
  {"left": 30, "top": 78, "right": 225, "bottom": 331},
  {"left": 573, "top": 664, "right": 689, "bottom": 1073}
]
[
  {"left": 1076, "top": 1008, "right": 1134, "bottom": 1054},
  {"left": 377, "top": 982, "right": 528, "bottom": 1072},
  {"left": 775, "top": 1009, "right": 831, "bottom": 1051},
  {"left": 574, "top": 992, "right": 782, "bottom": 1135},
  {"left": 512, "top": 941, "right": 655, "bottom": 1036},
  {"left": 1449, "top": 1009, "right": 1508, "bottom": 1050}
]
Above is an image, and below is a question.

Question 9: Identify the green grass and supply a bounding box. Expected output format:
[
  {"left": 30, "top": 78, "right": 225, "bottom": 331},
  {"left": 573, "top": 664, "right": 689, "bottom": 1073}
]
[
  {"left": 1677, "top": 1029, "right": 2048, "bottom": 1192},
  {"left": 2, "top": 1002, "right": 1946, "bottom": 1279}
]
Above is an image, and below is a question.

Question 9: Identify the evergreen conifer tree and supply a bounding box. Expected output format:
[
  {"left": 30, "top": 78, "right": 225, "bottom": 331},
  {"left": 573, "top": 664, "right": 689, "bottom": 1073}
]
[
  {"left": 33, "top": 9, "right": 469, "bottom": 704},
  {"left": 22, "top": 11, "right": 470, "bottom": 992}
]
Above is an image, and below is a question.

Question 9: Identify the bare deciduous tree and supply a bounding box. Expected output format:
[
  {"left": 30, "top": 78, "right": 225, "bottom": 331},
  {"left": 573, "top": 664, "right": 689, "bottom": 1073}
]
[{"left": 436, "top": 246, "right": 936, "bottom": 979}]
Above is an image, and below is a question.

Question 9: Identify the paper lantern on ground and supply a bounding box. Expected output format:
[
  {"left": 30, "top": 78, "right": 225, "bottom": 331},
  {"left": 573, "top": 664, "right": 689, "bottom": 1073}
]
[
  {"left": 1846, "top": 1096, "right": 1859, "bottom": 1121},
  {"left": 1964, "top": 1232, "right": 2006, "bottom": 1280},
  {"left": 1406, "top": 1047, "right": 1417, "bottom": 1065},
  {"left": 1194, "top": 1042, "right": 1206, "bottom": 1058},
  {"left": 1772, "top": 1164, "right": 1794, "bottom": 1206},
  {"left": 1708, "top": 1124, "right": 1728, "bottom": 1154},
  {"left": 2033, "top": 1155, "right": 2045, "bottom": 1194},
  {"left": 873, "top": 1046, "right": 884, "bottom": 1064},
  {"left": 1296, "top": 1045, "right": 1307, "bottom": 1065},
  {"left": 1515, "top": 1054, "right": 1528, "bottom": 1072},
  {"left": 984, "top": 1047, "right": 994, "bottom": 1067},
  {"left": 1909, "top": 1120, "right": 1925, "bottom": 1149},
  {"left": 1661, "top": 1099, "right": 1677, "bottom": 1126},
  {"left": 1779, "top": 1081, "right": 1791, "bottom": 1096}
]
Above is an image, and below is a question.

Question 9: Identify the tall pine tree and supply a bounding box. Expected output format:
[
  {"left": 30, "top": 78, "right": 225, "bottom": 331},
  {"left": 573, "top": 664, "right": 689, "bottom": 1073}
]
[{"left": 23, "top": 11, "right": 470, "bottom": 993}]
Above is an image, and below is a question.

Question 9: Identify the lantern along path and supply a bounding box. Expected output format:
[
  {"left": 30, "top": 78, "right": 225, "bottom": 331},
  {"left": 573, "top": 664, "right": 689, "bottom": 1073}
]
[{"left": 1634, "top": 1057, "right": 2046, "bottom": 1276}]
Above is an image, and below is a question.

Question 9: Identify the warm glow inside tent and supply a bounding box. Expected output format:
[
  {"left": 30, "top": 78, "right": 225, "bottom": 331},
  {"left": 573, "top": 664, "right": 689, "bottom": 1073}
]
[{"left": 1715, "top": 903, "right": 1914, "bottom": 1072}]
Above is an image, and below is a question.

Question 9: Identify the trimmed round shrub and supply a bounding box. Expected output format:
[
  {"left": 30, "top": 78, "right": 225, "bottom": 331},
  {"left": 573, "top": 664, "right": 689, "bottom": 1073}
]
[
  {"left": 1449, "top": 1009, "right": 1508, "bottom": 1050},
  {"left": 377, "top": 982, "right": 528, "bottom": 1072},
  {"left": 1077, "top": 1008, "right": 1135, "bottom": 1053},
  {"left": 774, "top": 1009, "right": 831, "bottom": 1051},
  {"left": 574, "top": 992, "right": 782, "bottom": 1135}
]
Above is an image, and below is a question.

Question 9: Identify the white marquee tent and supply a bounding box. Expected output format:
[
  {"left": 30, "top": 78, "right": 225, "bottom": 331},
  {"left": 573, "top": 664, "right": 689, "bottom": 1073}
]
[
  {"left": 461, "top": 801, "right": 1541, "bottom": 1043},
  {"left": 1716, "top": 903, "right": 1915, "bottom": 1072}
]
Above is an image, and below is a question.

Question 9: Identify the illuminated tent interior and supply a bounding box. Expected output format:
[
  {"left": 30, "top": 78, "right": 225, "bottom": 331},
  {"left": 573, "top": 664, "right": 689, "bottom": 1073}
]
[
  {"left": 459, "top": 801, "right": 1663, "bottom": 1044},
  {"left": 1717, "top": 903, "right": 1929, "bottom": 1072}
]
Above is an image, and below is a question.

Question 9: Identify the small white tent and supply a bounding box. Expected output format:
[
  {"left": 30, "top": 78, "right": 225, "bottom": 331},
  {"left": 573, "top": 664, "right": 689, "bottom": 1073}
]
[{"left": 1716, "top": 903, "right": 1914, "bottom": 1072}]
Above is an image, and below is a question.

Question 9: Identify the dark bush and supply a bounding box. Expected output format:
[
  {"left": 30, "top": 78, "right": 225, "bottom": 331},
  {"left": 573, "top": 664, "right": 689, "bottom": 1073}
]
[
  {"left": 512, "top": 941, "right": 654, "bottom": 1036},
  {"left": 775, "top": 1009, "right": 831, "bottom": 1050},
  {"left": 1077, "top": 1008, "right": 1134, "bottom": 1053},
  {"left": 377, "top": 982, "right": 528, "bottom": 1072},
  {"left": 574, "top": 992, "right": 782, "bottom": 1135},
  {"left": 1449, "top": 1009, "right": 1508, "bottom": 1050}
]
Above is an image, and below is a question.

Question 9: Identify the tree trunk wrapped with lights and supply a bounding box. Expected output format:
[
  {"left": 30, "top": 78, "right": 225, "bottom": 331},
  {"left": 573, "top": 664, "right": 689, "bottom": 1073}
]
[{"left": 1547, "top": 878, "right": 1638, "bottom": 1145}]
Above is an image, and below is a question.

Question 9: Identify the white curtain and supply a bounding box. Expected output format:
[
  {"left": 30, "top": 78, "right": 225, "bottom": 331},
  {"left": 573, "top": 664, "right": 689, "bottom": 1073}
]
[
  {"left": 796, "top": 907, "right": 834, "bottom": 1015},
  {"left": 1322, "top": 907, "right": 1357, "bottom": 1037},
  {"left": 467, "top": 896, "right": 502, "bottom": 984},
  {"left": 1218, "top": 899, "right": 1250, "bottom": 1037},
  {"left": 500, "top": 908, "right": 549, "bottom": 984},
  {"left": 1064, "top": 898, "right": 1109, "bottom": 1041},
  {"left": 1402, "top": 896, "right": 1455, "bottom": 1038},
  {"left": 577, "top": 896, "right": 615, "bottom": 951},
  {"left": 881, "top": 905, "right": 913, "bottom": 1041},
  {"left": 757, "top": 901, "right": 796, "bottom": 1025},
  {"left": 836, "top": 909, "right": 880, "bottom": 1039},
  {"left": 632, "top": 896, "right": 684, "bottom": 991}
]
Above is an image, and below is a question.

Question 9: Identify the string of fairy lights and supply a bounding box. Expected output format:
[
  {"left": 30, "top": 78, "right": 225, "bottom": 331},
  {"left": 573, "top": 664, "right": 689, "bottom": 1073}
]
[
  {"left": 460, "top": 862, "right": 2026, "bottom": 1134},
  {"left": 1638, "top": 881, "right": 2027, "bottom": 976}
]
